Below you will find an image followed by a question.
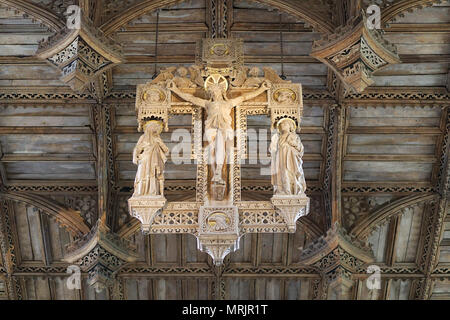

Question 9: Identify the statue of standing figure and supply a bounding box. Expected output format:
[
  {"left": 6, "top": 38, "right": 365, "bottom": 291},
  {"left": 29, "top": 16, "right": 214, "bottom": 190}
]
[
  {"left": 132, "top": 121, "right": 169, "bottom": 197},
  {"left": 270, "top": 118, "right": 307, "bottom": 196},
  {"left": 168, "top": 75, "right": 270, "bottom": 186}
]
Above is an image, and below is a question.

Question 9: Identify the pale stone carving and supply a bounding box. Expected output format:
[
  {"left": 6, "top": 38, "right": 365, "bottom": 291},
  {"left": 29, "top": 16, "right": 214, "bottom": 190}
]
[
  {"left": 168, "top": 76, "right": 270, "bottom": 190},
  {"left": 128, "top": 38, "right": 311, "bottom": 265},
  {"left": 270, "top": 118, "right": 307, "bottom": 196},
  {"left": 132, "top": 121, "right": 169, "bottom": 197},
  {"left": 198, "top": 206, "right": 240, "bottom": 265}
]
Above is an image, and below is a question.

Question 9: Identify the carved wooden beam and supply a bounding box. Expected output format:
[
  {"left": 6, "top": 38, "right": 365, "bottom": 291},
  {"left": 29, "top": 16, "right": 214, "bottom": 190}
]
[
  {"left": 0, "top": 192, "right": 90, "bottom": 236},
  {"left": 413, "top": 108, "right": 449, "bottom": 299},
  {"left": 0, "top": 199, "right": 22, "bottom": 299},
  {"left": 351, "top": 193, "right": 437, "bottom": 239}
]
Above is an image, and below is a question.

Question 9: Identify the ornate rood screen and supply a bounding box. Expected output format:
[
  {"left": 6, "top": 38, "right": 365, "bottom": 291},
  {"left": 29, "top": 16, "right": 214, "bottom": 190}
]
[{"left": 128, "top": 39, "right": 310, "bottom": 265}]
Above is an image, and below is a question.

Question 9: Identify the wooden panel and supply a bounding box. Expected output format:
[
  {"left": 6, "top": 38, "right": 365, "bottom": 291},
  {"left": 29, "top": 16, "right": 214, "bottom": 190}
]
[
  {"left": 394, "top": 204, "right": 424, "bottom": 263},
  {"left": 367, "top": 223, "right": 389, "bottom": 263},
  {"left": 373, "top": 74, "right": 448, "bottom": 87},
  {"left": 14, "top": 202, "right": 34, "bottom": 261},
  {"left": 346, "top": 134, "right": 437, "bottom": 155},
  {"left": 155, "top": 279, "right": 179, "bottom": 300},
  {"left": 0, "top": 134, "right": 93, "bottom": 154},
  {"left": 5, "top": 162, "right": 96, "bottom": 180},
  {"left": 344, "top": 161, "right": 433, "bottom": 182},
  {"left": 183, "top": 278, "right": 209, "bottom": 300},
  {"left": 260, "top": 233, "right": 284, "bottom": 264},
  {"left": 130, "top": 232, "right": 147, "bottom": 263},
  {"left": 124, "top": 278, "right": 139, "bottom": 300},
  {"left": 348, "top": 106, "right": 442, "bottom": 127},
  {"left": 374, "top": 63, "right": 449, "bottom": 76},
  {"left": 227, "top": 278, "right": 252, "bottom": 300},
  {"left": 127, "top": 8, "right": 206, "bottom": 24},
  {"left": 230, "top": 233, "right": 253, "bottom": 263},
  {"left": 286, "top": 279, "right": 310, "bottom": 300},
  {"left": 116, "top": 133, "right": 192, "bottom": 155},
  {"left": 390, "top": 6, "right": 450, "bottom": 24},
  {"left": 0, "top": 65, "right": 59, "bottom": 80},
  {"left": 83, "top": 278, "right": 109, "bottom": 300},
  {"left": 53, "top": 276, "right": 79, "bottom": 300},
  {"left": 242, "top": 160, "right": 320, "bottom": 181},
  {"left": 430, "top": 282, "right": 450, "bottom": 300},
  {"left": 24, "top": 277, "right": 54, "bottom": 300},
  {"left": 153, "top": 234, "right": 179, "bottom": 264},
  {"left": 290, "top": 228, "right": 309, "bottom": 263},
  {"left": 0, "top": 105, "right": 91, "bottom": 127},
  {"left": 388, "top": 280, "right": 411, "bottom": 300},
  {"left": 184, "top": 234, "right": 208, "bottom": 263},
  {"left": 119, "top": 161, "right": 197, "bottom": 180},
  {"left": 48, "top": 218, "right": 72, "bottom": 261},
  {"left": 26, "top": 205, "right": 44, "bottom": 262},
  {"left": 438, "top": 220, "right": 450, "bottom": 263}
]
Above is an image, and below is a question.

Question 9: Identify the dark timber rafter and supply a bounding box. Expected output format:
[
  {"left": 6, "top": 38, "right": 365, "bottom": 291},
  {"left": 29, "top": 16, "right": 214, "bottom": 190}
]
[
  {"left": 414, "top": 108, "right": 450, "bottom": 299},
  {"left": 93, "top": 104, "right": 118, "bottom": 229}
]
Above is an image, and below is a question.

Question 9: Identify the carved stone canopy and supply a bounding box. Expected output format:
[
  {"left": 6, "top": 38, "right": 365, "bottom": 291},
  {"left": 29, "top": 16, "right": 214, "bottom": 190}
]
[
  {"left": 35, "top": 12, "right": 124, "bottom": 93},
  {"left": 310, "top": 11, "right": 400, "bottom": 93}
]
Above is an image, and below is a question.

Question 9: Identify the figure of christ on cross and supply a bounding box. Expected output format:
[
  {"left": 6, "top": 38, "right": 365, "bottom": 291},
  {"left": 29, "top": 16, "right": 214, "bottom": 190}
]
[{"left": 168, "top": 77, "right": 271, "bottom": 187}]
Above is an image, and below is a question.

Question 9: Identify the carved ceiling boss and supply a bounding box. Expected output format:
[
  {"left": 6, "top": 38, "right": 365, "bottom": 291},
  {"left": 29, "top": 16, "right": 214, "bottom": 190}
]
[{"left": 128, "top": 38, "right": 310, "bottom": 264}]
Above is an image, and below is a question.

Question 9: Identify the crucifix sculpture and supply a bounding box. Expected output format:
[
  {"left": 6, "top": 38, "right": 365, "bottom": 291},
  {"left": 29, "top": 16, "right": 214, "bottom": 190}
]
[
  {"left": 168, "top": 75, "right": 270, "bottom": 201},
  {"left": 128, "top": 38, "right": 310, "bottom": 265}
]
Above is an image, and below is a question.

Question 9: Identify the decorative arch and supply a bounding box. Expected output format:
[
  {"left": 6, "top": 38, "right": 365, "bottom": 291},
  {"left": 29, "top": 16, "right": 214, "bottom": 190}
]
[
  {"left": 250, "top": 0, "right": 334, "bottom": 34},
  {"left": 0, "top": 0, "right": 65, "bottom": 31},
  {"left": 381, "top": 0, "right": 443, "bottom": 25},
  {"left": 100, "top": 0, "right": 335, "bottom": 36},
  {"left": 0, "top": 192, "right": 90, "bottom": 236},
  {"left": 350, "top": 193, "right": 437, "bottom": 239}
]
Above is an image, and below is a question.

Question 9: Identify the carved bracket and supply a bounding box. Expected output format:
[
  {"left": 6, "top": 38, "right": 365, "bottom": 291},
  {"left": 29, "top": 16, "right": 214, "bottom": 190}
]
[
  {"left": 64, "top": 221, "right": 138, "bottom": 292},
  {"left": 311, "top": 11, "right": 400, "bottom": 93},
  {"left": 35, "top": 12, "right": 124, "bottom": 92},
  {"left": 271, "top": 195, "right": 310, "bottom": 232},
  {"left": 128, "top": 196, "right": 167, "bottom": 235},
  {"left": 299, "top": 223, "right": 374, "bottom": 299}
]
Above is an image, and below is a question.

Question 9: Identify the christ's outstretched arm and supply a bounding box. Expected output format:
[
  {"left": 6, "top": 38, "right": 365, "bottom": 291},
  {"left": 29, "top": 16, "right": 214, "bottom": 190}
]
[
  {"left": 167, "top": 81, "right": 207, "bottom": 108},
  {"left": 230, "top": 80, "right": 271, "bottom": 106}
]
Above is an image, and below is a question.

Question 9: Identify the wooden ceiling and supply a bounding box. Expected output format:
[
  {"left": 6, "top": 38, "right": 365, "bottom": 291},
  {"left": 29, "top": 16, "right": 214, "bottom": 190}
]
[{"left": 0, "top": 0, "right": 449, "bottom": 300}]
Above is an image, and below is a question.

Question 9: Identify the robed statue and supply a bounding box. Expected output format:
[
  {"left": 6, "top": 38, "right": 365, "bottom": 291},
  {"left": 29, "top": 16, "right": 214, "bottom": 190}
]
[
  {"left": 270, "top": 118, "right": 307, "bottom": 195},
  {"left": 132, "top": 121, "right": 169, "bottom": 197},
  {"left": 168, "top": 75, "right": 270, "bottom": 185}
]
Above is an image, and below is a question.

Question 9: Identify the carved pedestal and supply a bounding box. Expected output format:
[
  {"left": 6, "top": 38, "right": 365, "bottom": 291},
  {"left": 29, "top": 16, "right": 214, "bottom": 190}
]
[
  {"left": 128, "top": 196, "right": 167, "bottom": 235},
  {"left": 271, "top": 195, "right": 310, "bottom": 232},
  {"left": 197, "top": 206, "right": 240, "bottom": 265},
  {"left": 35, "top": 13, "right": 123, "bottom": 92},
  {"left": 64, "top": 222, "right": 138, "bottom": 292},
  {"left": 299, "top": 223, "right": 374, "bottom": 300}
]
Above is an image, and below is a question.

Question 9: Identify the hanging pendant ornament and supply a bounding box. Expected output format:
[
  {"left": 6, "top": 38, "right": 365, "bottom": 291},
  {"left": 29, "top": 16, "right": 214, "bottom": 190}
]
[{"left": 128, "top": 38, "right": 310, "bottom": 265}]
